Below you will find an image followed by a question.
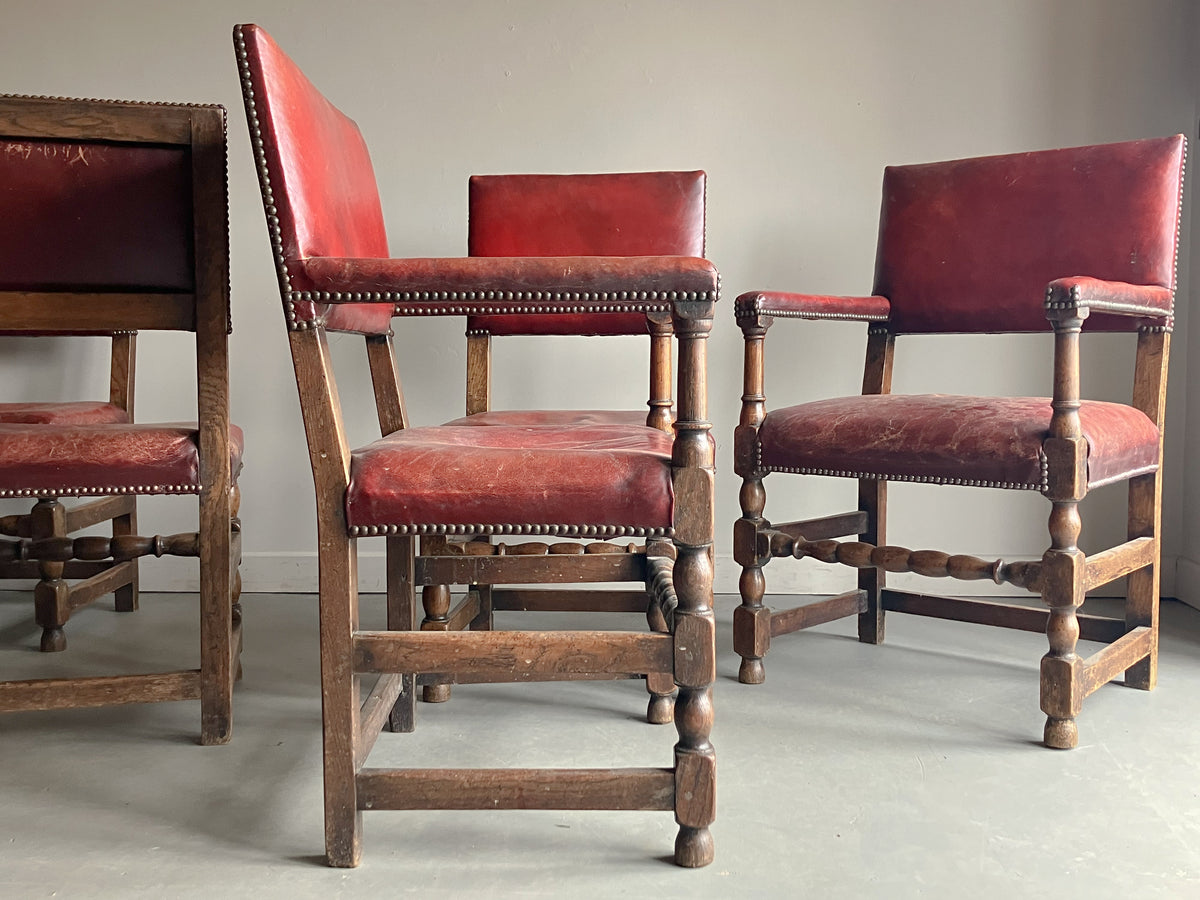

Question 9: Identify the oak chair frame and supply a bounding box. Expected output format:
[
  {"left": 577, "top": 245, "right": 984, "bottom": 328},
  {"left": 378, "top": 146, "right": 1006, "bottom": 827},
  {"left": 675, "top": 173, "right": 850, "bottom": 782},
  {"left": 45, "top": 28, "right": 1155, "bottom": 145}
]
[
  {"left": 0, "top": 95, "right": 240, "bottom": 744},
  {"left": 236, "top": 22, "right": 716, "bottom": 867},
  {"left": 734, "top": 140, "right": 1183, "bottom": 750},
  {"left": 431, "top": 173, "right": 707, "bottom": 718}
]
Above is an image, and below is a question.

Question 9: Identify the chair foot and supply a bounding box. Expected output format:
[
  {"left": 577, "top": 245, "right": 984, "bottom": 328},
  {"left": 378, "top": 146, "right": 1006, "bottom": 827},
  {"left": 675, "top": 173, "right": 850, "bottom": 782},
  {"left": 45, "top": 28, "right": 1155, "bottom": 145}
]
[
  {"left": 1043, "top": 716, "right": 1078, "bottom": 750},
  {"left": 40, "top": 627, "right": 66, "bottom": 652},
  {"left": 422, "top": 683, "right": 452, "bottom": 703},
  {"left": 674, "top": 825, "right": 714, "bottom": 867},
  {"left": 647, "top": 692, "right": 675, "bottom": 725},
  {"left": 326, "top": 835, "right": 362, "bottom": 868},
  {"left": 738, "top": 657, "right": 765, "bottom": 684},
  {"left": 200, "top": 719, "right": 232, "bottom": 745}
]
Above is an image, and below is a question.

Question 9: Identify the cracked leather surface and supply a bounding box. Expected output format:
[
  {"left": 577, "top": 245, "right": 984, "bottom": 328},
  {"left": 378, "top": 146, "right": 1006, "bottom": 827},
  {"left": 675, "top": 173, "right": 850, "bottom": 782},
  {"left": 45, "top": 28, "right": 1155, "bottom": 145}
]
[
  {"left": 758, "top": 394, "right": 1158, "bottom": 490},
  {"left": 873, "top": 135, "right": 1185, "bottom": 334},
  {"left": 0, "top": 423, "right": 245, "bottom": 495},
  {"left": 345, "top": 424, "right": 673, "bottom": 529},
  {"left": 239, "top": 24, "right": 394, "bottom": 336},
  {"left": 468, "top": 171, "right": 705, "bottom": 336},
  {"left": 0, "top": 139, "right": 193, "bottom": 293}
]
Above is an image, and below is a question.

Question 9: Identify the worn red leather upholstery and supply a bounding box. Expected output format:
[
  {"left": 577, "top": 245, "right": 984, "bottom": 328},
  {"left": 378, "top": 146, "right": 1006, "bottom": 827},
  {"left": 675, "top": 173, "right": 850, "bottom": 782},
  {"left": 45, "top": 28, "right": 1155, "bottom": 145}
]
[
  {"left": 300, "top": 254, "right": 717, "bottom": 304},
  {"left": 874, "top": 135, "right": 1185, "bottom": 334},
  {"left": 758, "top": 394, "right": 1158, "bottom": 490},
  {"left": 735, "top": 292, "right": 891, "bottom": 322},
  {"left": 345, "top": 424, "right": 673, "bottom": 532},
  {"left": 240, "top": 24, "right": 716, "bottom": 337},
  {"left": 237, "top": 24, "right": 393, "bottom": 336},
  {"left": 446, "top": 409, "right": 649, "bottom": 428},
  {"left": 0, "top": 423, "right": 245, "bottom": 496},
  {"left": 468, "top": 172, "right": 705, "bottom": 336},
  {"left": 1044, "top": 277, "right": 1174, "bottom": 319},
  {"left": 0, "top": 139, "right": 192, "bottom": 293},
  {"left": 0, "top": 401, "right": 129, "bottom": 425}
]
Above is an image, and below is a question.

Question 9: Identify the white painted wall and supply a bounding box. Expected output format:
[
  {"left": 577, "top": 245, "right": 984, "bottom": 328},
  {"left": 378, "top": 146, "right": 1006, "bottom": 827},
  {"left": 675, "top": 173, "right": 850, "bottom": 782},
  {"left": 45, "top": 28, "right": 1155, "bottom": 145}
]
[{"left": 0, "top": 0, "right": 1195, "bottom": 599}]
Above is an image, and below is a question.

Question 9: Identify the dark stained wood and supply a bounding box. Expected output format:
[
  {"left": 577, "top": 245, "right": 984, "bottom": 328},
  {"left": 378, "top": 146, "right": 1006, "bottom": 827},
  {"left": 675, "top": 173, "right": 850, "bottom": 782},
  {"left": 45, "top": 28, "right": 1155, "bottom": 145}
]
[
  {"left": 464, "top": 332, "right": 491, "bottom": 416},
  {"left": 417, "top": 553, "right": 645, "bottom": 586},
  {"left": 1125, "top": 328, "right": 1169, "bottom": 690},
  {"left": 1084, "top": 536, "right": 1156, "bottom": 591},
  {"left": 491, "top": 588, "right": 649, "bottom": 613},
  {"left": 881, "top": 589, "right": 1127, "bottom": 643},
  {"left": 773, "top": 511, "right": 869, "bottom": 543},
  {"left": 62, "top": 496, "right": 136, "bottom": 532},
  {"left": 353, "top": 630, "right": 673, "bottom": 678},
  {"left": 0, "top": 97, "right": 194, "bottom": 143},
  {"left": 445, "top": 592, "right": 481, "bottom": 631},
  {"left": 357, "top": 673, "right": 405, "bottom": 767},
  {"left": 384, "top": 535, "right": 416, "bottom": 732},
  {"left": 770, "top": 590, "right": 867, "bottom": 636},
  {"left": 0, "top": 292, "right": 196, "bottom": 331},
  {"left": 366, "top": 333, "right": 408, "bottom": 434},
  {"left": 1078, "top": 626, "right": 1153, "bottom": 699},
  {"left": 357, "top": 767, "right": 675, "bottom": 811},
  {"left": 0, "top": 671, "right": 200, "bottom": 712}
]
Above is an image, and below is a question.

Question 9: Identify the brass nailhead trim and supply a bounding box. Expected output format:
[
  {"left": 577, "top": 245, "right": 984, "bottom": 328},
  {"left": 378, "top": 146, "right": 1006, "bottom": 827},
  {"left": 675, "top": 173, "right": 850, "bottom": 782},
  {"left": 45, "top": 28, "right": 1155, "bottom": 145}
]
[
  {"left": 734, "top": 295, "right": 888, "bottom": 325},
  {"left": 0, "top": 484, "right": 201, "bottom": 499},
  {"left": 347, "top": 523, "right": 673, "bottom": 538},
  {"left": 755, "top": 439, "right": 1050, "bottom": 492}
]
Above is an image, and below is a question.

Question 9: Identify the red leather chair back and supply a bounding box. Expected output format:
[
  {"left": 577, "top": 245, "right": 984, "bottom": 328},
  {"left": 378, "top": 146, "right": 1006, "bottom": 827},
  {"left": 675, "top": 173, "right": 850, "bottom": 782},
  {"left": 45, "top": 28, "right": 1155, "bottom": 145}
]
[
  {"left": 467, "top": 171, "right": 706, "bottom": 336},
  {"left": 872, "top": 135, "right": 1185, "bottom": 334},
  {"left": 0, "top": 139, "right": 192, "bottom": 293},
  {"left": 237, "top": 24, "right": 393, "bottom": 335}
]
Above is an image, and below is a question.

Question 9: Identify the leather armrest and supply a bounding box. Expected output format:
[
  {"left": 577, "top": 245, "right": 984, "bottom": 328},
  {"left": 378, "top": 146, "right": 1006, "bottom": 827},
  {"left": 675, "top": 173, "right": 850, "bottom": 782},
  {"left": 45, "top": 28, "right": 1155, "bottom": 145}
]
[
  {"left": 297, "top": 255, "right": 719, "bottom": 316},
  {"left": 1044, "top": 277, "right": 1173, "bottom": 321},
  {"left": 734, "top": 291, "right": 890, "bottom": 325}
]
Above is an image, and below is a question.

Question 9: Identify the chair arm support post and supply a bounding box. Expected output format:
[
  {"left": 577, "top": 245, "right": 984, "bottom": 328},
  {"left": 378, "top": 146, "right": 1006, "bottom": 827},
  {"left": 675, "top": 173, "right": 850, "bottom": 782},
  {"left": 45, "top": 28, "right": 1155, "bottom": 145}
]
[{"left": 668, "top": 295, "right": 716, "bottom": 866}]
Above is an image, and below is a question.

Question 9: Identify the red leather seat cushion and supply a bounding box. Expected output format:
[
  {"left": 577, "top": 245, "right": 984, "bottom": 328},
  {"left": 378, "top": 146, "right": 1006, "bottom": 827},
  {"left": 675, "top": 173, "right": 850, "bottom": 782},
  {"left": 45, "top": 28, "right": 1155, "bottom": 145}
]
[
  {"left": 0, "top": 401, "right": 130, "bottom": 425},
  {"left": 345, "top": 424, "right": 673, "bottom": 532},
  {"left": 446, "top": 409, "right": 651, "bottom": 428},
  {"left": 758, "top": 394, "right": 1158, "bottom": 490},
  {"left": 0, "top": 423, "right": 245, "bottom": 497}
]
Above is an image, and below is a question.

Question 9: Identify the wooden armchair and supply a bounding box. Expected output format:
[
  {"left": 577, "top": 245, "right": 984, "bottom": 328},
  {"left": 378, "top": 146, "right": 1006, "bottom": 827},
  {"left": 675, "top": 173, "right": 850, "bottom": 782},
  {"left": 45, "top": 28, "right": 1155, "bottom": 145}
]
[
  {"left": 236, "top": 24, "right": 716, "bottom": 866},
  {"left": 427, "top": 171, "right": 705, "bottom": 718},
  {"left": 0, "top": 99, "right": 149, "bottom": 647},
  {"left": 0, "top": 94, "right": 242, "bottom": 745},
  {"left": 461, "top": 170, "right": 705, "bottom": 431},
  {"left": 733, "top": 136, "right": 1185, "bottom": 749}
]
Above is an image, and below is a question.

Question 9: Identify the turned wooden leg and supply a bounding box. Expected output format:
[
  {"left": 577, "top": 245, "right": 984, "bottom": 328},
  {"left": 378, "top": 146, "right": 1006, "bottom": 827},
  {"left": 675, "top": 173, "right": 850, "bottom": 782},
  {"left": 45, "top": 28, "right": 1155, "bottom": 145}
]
[
  {"left": 1041, "top": 315, "right": 1087, "bottom": 749},
  {"left": 386, "top": 535, "right": 416, "bottom": 732},
  {"left": 672, "top": 542, "right": 716, "bottom": 867},
  {"left": 645, "top": 595, "right": 676, "bottom": 724},
  {"left": 420, "top": 584, "right": 452, "bottom": 703},
  {"left": 1041, "top": 503, "right": 1084, "bottom": 751},
  {"left": 734, "top": 477, "right": 769, "bottom": 684},
  {"left": 669, "top": 299, "right": 716, "bottom": 867},
  {"left": 32, "top": 499, "right": 68, "bottom": 652}
]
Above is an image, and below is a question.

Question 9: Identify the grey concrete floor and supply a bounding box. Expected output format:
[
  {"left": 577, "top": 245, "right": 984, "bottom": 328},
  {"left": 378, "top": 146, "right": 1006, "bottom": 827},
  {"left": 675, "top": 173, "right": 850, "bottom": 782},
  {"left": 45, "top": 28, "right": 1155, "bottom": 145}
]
[{"left": 1, "top": 589, "right": 1199, "bottom": 898}]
